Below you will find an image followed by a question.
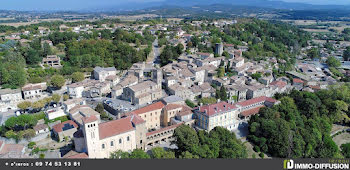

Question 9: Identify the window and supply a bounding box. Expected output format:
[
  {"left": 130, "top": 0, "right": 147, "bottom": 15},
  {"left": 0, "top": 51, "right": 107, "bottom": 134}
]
[
  {"left": 102, "top": 144, "right": 105, "bottom": 149},
  {"left": 127, "top": 136, "right": 130, "bottom": 141},
  {"left": 111, "top": 141, "right": 114, "bottom": 146},
  {"left": 119, "top": 139, "right": 122, "bottom": 144}
]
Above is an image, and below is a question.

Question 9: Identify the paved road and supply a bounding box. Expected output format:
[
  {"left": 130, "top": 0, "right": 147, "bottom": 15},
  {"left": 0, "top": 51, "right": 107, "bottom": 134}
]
[
  {"left": 152, "top": 38, "right": 160, "bottom": 65},
  {"left": 0, "top": 110, "right": 15, "bottom": 125}
]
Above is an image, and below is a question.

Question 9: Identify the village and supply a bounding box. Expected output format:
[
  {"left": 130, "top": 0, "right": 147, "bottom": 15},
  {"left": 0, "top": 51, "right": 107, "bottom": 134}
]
[{"left": 0, "top": 17, "right": 349, "bottom": 159}]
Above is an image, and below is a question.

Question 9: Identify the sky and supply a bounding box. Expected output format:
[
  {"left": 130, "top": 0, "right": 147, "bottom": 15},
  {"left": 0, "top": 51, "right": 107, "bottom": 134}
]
[
  {"left": 0, "top": 0, "right": 349, "bottom": 11},
  {"left": 281, "top": 0, "right": 350, "bottom": 5}
]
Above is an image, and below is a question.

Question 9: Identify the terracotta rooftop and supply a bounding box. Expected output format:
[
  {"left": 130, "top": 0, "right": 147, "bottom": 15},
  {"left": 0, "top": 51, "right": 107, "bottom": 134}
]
[
  {"left": 130, "top": 114, "right": 146, "bottom": 125},
  {"left": 293, "top": 78, "right": 304, "bottom": 84},
  {"left": 66, "top": 152, "right": 89, "bottom": 159},
  {"left": 82, "top": 115, "right": 98, "bottom": 124},
  {"left": 130, "top": 101, "right": 165, "bottom": 115},
  {"left": 164, "top": 104, "right": 183, "bottom": 111},
  {"left": 0, "top": 142, "right": 25, "bottom": 158},
  {"left": 241, "top": 106, "right": 265, "bottom": 117},
  {"left": 235, "top": 96, "right": 266, "bottom": 107},
  {"left": 98, "top": 116, "right": 135, "bottom": 140},
  {"left": 270, "top": 81, "right": 287, "bottom": 89},
  {"left": 197, "top": 101, "right": 237, "bottom": 117},
  {"left": 52, "top": 120, "right": 78, "bottom": 133}
]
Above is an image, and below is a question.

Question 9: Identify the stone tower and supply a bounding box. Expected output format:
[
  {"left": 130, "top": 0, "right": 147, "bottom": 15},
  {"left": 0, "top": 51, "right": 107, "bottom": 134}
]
[{"left": 82, "top": 115, "right": 100, "bottom": 158}]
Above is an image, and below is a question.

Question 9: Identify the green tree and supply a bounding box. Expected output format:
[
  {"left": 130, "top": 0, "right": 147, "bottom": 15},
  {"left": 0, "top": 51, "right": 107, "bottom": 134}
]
[
  {"left": 50, "top": 75, "right": 65, "bottom": 88},
  {"left": 185, "top": 99, "right": 196, "bottom": 108},
  {"left": 217, "top": 66, "right": 225, "bottom": 78},
  {"left": 151, "top": 147, "right": 176, "bottom": 159},
  {"left": 110, "top": 150, "right": 130, "bottom": 159},
  {"left": 341, "top": 143, "right": 350, "bottom": 158},
  {"left": 173, "top": 125, "right": 199, "bottom": 153},
  {"left": 17, "top": 101, "right": 32, "bottom": 112},
  {"left": 52, "top": 94, "right": 61, "bottom": 103},
  {"left": 71, "top": 72, "right": 85, "bottom": 83},
  {"left": 344, "top": 47, "right": 350, "bottom": 61},
  {"left": 326, "top": 56, "right": 341, "bottom": 68},
  {"left": 129, "top": 149, "right": 150, "bottom": 159}
]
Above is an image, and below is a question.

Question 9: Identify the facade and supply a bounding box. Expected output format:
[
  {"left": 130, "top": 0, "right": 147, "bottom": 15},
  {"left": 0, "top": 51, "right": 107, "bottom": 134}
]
[
  {"left": 22, "top": 83, "right": 47, "bottom": 100},
  {"left": 215, "top": 43, "right": 223, "bottom": 56},
  {"left": 236, "top": 96, "right": 280, "bottom": 120},
  {"left": 0, "top": 89, "right": 22, "bottom": 111},
  {"left": 81, "top": 115, "right": 145, "bottom": 158},
  {"left": 52, "top": 120, "right": 78, "bottom": 142},
  {"left": 93, "top": 67, "right": 117, "bottom": 82},
  {"left": 42, "top": 55, "right": 61, "bottom": 68},
  {"left": 0, "top": 89, "right": 22, "bottom": 103},
  {"left": 129, "top": 101, "right": 165, "bottom": 130},
  {"left": 194, "top": 101, "right": 240, "bottom": 131},
  {"left": 69, "top": 105, "right": 101, "bottom": 127},
  {"left": 33, "top": 124, "right": 49, "bottom": 135},
  {"left": 122, "top": 81, "right": 163, "bottom": 105}
]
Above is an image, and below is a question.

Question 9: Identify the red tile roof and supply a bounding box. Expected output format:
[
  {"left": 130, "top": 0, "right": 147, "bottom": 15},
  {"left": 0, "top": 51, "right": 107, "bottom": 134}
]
[
  {"left": 98, "top": 116, "right": 135, "bottom": 140},
  {"left": 164, "top": 104, "right": 182, "bottom": 111},
  {"left": 82, "top": 115, "right": 98, "bottom": 124},
  {"left": 146, "top": 123, "right": 183, "bottom": 136},
  {"left": 130, "top": 114, "right": 145, "bottom": 125},
  {"left": 235, "top": 96, "right": 268, "bottom": 107},
  {"left": 293, "top": 78, "right": 304, "bottom": 84},
  {"left": 241, "top": 106, "right": 265, "bottom": 117},
  {"left": 270, "top": 81, "right": 287, "bottom": 89},
  {"left": 197, "top": 101, "right": 237, "bottom": 117},
  {"left": 52, "top": 120, "right": 78, "bottom": 133},
  {"left": 66, "top": 153, "right": 89, "bottom": 159},
  {"left": 130, "top": 101, "right": 165, "bottom": 115}
]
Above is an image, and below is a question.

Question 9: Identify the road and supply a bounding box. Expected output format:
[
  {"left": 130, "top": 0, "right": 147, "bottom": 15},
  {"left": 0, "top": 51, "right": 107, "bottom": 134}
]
[{"left": 152, "top": 38, "right": 161, "bottom": 66}]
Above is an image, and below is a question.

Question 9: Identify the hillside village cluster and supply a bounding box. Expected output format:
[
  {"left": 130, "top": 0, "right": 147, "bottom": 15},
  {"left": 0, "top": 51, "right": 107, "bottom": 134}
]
[{"left": 0, "top": 19, "right": 347, "bottom": 159}]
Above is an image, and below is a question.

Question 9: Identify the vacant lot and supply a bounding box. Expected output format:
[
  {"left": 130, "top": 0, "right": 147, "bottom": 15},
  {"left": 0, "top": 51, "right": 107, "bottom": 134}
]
[{"left": 333, "top": 132, "right": 350, "bottom": 149}]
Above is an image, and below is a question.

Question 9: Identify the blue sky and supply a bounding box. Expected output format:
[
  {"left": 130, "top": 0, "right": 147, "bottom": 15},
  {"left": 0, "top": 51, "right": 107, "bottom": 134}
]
[{"left": 0, "top": 0, "right": 349, "bottom": 11}]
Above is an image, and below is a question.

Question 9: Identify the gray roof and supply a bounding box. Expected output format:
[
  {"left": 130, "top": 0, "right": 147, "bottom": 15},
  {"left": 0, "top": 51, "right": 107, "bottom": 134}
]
[
  {"left": 162, "top": 95, "right": 183, "bottom": 104},
  {"left": 94, "top": 66, "right": 117, "bottom": 73},
  {"left": 0, "top": 89, "right": 21, "bottom": 95}
]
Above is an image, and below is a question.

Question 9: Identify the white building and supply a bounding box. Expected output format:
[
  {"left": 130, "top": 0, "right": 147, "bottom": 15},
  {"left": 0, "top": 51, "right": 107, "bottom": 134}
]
[
  {"left": 22, "top": 83, "right": 47, "bottom": 100},
  {"left": 93, "top": 67, "right": 117, "bottom": 82},
  {"left": 80, "top": 115, "right": 141, "bottom": 158}
]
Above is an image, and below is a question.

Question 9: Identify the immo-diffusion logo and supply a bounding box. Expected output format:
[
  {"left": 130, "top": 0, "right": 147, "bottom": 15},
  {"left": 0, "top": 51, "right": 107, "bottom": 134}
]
[{"left": 283, "top": 159, "right": 350, "bottom": 170}]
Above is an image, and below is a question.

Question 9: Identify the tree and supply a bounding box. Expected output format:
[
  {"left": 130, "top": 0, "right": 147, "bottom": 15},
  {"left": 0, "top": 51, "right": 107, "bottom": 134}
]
[
  {"left": 32, "top": 100, "right": 46, "bottom": 111},
  {"left": 63, "top": 94, "right": 69, "bottom": 101},
  {"left": 17, "top": 101, "right": 32, "bottom": 112},
  {"left": 185, "top": 99, "right": 196, "bottom": 108},
  {"left": 95, "top": 103, "right": 104, "bottom": 114},
  {"left": 344, "top": 47, "right": 350, "bottom": 61},
  {"left": 110, "top": 150, "right": 130, "bottom": 159},
  {"left": 341, "top": 143, "right": 350, "bottom": 158},
  {"left": 52, "top": 94, "right": 61, "bottom": 103},
  {"left": 326, "top": 56, "right": 341, "bottom": 68},
  {"left": 50, "top": 75, "right": 65, "bottom": 88},
  {"left": 71, "top": 72, "right": 85, "bottom": 83},
  {"left": 307, "top": 47, "right": 320, "bottom": 59},
  {"left": 173, "top": 125, "right": 199, "bottom": 153},
  {"left": 251, "top": 73, "right": 262, "bottom": 80},
  {"left": 219, "top": 86, "right": 228, "bottom": 101},
  {"left": 151, "top": 147, "right": 176, "bottom": 159},
  {"left": 5, "top": 114, "right": 37, "bottom": 131},
  {"left": 129, "top": 149, "right": 150, "bottom": 159},
  {"left": 217, "top": 67, "right": 225, "bottom": 78}
]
